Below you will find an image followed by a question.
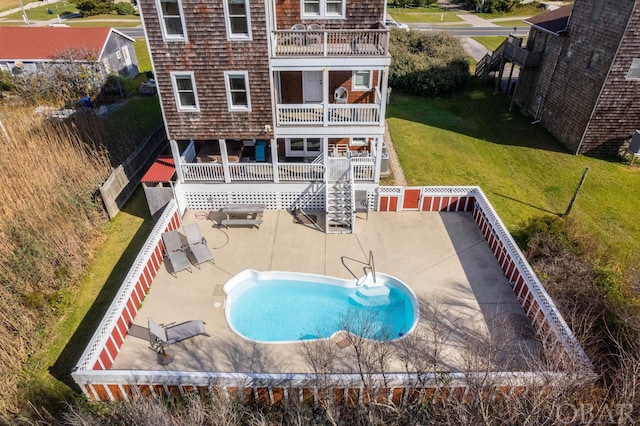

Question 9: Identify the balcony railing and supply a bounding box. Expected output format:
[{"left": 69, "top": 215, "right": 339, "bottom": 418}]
[
  {"left": 272, "top": 28, "right": 389, "bottom": 57},
  {"left": 180, "top": 157, "right": 375, "bottom": 183},
  {"left": 276, "top": 103, "right": 381, "bottom": 126},
  {"left": 504, "top": 43, "right": 542, "bottom": 67}
]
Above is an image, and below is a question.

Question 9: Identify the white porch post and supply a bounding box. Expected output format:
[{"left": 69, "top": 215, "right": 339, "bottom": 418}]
[
  {"left": 270, "top": 138, "right": 279, "bottom": 183},
  {"left": 374, "top": 136, "right": 383, "bottom": 183},
  {"left": 219, "top": 139, "right": 231, "bottom": 183},
  {"left": 379, "top": 67, "right": 389, "bottom": 128},
  {"left": 170, "top": 139, "right": 184, "bottom": 183},
  {"left": 322, "top": 67, "right": 329, "bottom": 127}
]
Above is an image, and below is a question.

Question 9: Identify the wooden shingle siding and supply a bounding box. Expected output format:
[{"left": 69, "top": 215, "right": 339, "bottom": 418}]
[
  {"left": 580, "top": 4, "right": 640, "bottom": 156},
  {"left": 275, "top": 0, "right": 385, "bottom": 29},
  {"left": 515, "top": 0, "right": 639, "bottom": 156},
  {"left": 140, "top": 0, "right": 272, "bottom": 141}
]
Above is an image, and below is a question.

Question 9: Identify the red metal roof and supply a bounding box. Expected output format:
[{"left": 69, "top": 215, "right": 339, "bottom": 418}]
[
  {"left": 0, "top": 27, "right": 115, "bottom": 60},
  {"left": 141, "top": 156, "right": 176, "bottom": 183},
  {"left": 525, "top": 4, "right": 574, "bottom": 35}
]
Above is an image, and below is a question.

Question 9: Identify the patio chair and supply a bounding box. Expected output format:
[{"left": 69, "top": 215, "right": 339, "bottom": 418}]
[
  {"left": 255, "top": 140, "right": 267, "bottom": 162},
  {"left": 334, "top": 87, "right": 348, "bottom": 104},
  {"left": 148, "top": 318, "right": 208, "bottom": 353},
  {"left": 161, "top": 230, "right": 192, "bottom": 276},
  {"left": 306, "top": 23, "right": 323, "bottom": 44},
  {"left": 289, "top": 23, "right": 306, "bottom": 45},
  {"left": 183, "top": 223, "right": 215, "bottom": 267}
]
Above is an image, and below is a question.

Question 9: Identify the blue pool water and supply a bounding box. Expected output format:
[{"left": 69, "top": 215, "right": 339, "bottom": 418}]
[{"left": 225, "top": 272, "right": 418, "bottom": 343}]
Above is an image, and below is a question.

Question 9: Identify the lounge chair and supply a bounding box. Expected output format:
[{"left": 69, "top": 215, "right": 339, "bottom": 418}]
[
  {"left": 148, "top": 318, "right": 208, "bottom": 353},
  {"left": 161, "top": 230, "right": 192, "bottom": 276},
  {"left": 183, "top": 223, "right": 215, "bottom": 266}
]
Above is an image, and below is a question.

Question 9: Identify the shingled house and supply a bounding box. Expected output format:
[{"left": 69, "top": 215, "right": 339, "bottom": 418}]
[
  {"left": 0, "top": 27, "right": 139, "bottom": 79},
  {"left": 511, "top": 0, "right": 640, "bottom": 156},
  {"left": 138, "top": 0, "right": 391, "bottom": 233}
]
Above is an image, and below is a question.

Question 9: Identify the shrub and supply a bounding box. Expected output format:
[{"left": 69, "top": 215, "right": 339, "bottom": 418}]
[
  {"left": 115, "top": 2, "right": 135, "bottom": 15},
  {"left": 389, "top": 30, "right": 469, "bottom": 97},
  {"left": 72, "top": 0, "right": 115, "bottom": 16}
]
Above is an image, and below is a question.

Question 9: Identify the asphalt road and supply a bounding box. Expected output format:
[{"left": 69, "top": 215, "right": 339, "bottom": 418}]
[
  {"left": 410, "top": 24, "right": 530, "bottom": 37},
  {"left": 117, "top": 27, "right": 145, "bottom": 38}
]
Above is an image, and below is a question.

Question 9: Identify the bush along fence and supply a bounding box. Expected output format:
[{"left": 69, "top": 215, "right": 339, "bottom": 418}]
[{"left": 72, "top": 187, "right": 592, "bottom": 403}]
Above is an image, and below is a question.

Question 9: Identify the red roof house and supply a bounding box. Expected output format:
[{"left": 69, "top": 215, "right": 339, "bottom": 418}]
[{"left": 0, "top": 27, "right": 139, "bottom": 78}]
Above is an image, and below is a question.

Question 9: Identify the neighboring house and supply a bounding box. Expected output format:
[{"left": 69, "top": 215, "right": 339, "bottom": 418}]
[
  {"left": 138, "top": 0, "right": 391, "bottom": 233},
  {"left": 0, "top": 27, "right": 139, "bottom": 79},
  {"left": 504, "top": 1, "right": 640, "bottom": 156}
]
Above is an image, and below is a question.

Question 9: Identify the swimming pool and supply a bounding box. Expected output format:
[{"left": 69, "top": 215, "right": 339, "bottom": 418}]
[{"left": 223, "top": 270, "right": 419, "bottom": 344}]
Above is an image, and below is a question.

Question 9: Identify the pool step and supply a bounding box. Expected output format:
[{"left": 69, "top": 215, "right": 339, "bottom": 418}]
[{"left": 349, "top": 284, "right": 390, "bottom": 307}]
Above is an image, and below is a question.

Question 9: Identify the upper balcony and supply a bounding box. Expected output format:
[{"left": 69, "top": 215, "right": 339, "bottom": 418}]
[{"left": 271, "top": 26, "right": 390, "bottom": 58}]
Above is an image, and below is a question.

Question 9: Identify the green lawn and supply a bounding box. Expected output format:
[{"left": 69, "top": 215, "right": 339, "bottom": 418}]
[
  {"left": 3, "top": 2, "right": 77, "bottom": 20},
  {"left": 492, "top": 19, "right": 529, "bottom": 27},
  {"left": 388, "top": 7, "right": 463, "bottom": 23},
  {"left": 21, "top": 188, "right": 154, "bottom": 415},
  {"left": 387, "top": 80, "right": 640, "bottom": 271},
  {"left": 473, "top": 36, "right": 508, "bottom": 51},
  {"left": 134, "top": 38, "right": 152, "bottom": 74},
  {"left": 0, "top": 0, "right": 39, "bottom": 12}
]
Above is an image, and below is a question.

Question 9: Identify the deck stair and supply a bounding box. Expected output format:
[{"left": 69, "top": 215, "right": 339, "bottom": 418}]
[{"left": 325, "top": 157, "right": 355, "bottom": 233}]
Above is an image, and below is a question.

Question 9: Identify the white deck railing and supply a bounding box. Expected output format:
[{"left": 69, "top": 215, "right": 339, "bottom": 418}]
[
  {"left": 182, "top": 163, "right": 224, "bottom": 181},
  {"left": 276, "top": 103, "right": 381, "bottom": 126},
  {"left": 228, "top": 163, "right": 274, "bottom": 181},
  {"left": 278, "top": 163, "right": 324, "bottom": 181},
  {"left": 272, "top": 28, "right": 389, "bottom": 57},
  {"left": 351, "top": 156, "right": 375, "bottom": 181}
]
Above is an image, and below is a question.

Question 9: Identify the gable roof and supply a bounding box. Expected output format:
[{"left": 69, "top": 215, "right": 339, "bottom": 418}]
[
  {"left": 0, "top": 27, "right": 134, "bottom": 61},
  {"left": 525, "top": 4, "right": 574, "bottom": 35}
]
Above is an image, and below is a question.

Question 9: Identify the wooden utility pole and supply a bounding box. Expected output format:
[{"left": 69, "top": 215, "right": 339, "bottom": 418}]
[{"left": 564, "top": 167, "right": 589, "bottom": 216}]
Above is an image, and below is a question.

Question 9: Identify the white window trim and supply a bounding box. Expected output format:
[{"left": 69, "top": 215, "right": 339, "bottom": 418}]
[
  {"left": 626, "top": 58, "right": 640, "bottom": 80},
  {"left": 352, "top": 70, "right": 372, "bottom": 91},
  {"left": 301, "top": 0, "right": 345, "bottom": 19},
  {"left": 156, "top": 0, "right": 187, "bottom": 41},
  {"left": 223, "top": 0, "right": 252, "bottom": 41},
  {"left": 224, "top": 71, "right": 251, "bottom": 112},
  {"left": 170, "top": 71, "right": 200, "bottom": 112},
  {"left": 285, "top": 137, "right": 322, "bottom": 156}
]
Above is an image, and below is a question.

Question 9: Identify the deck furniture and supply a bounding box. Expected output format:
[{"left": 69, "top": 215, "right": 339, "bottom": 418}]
[
  {"left": 161, "top": 230, "right": 191, "bottom": 276},
  {"left": 148, "top": 318, "right": 208, "bottom": 353},
  {"left": 255, "top": 140, "right": 267, "bottom": 162},
  {"left": 221, "top": 204, "right": 266, "bottom": 228},
  {"left": 183, "top": 223, "right": 215, "bottom": 266}
]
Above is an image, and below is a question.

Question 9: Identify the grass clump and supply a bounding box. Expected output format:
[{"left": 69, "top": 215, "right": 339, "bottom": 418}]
[{"left": 0, "top": 106, "right": 111, "bottom": 419}]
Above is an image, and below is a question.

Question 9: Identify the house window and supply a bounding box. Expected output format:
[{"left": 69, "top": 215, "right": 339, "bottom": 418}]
[
  {"left": 287, "top": 138, "right": 321, "bottom": 156},
  {"left": 302, "top": 0, "right": 344, "bottom": 18},
  {"left": 224, "top": 71, "right": 251, "bottom": 111},
  {"left": 352, "top": 70, "right": 371, "bottom": 91},
  {"left": 590, "top": 0, "right": 604, "bottom": 21},
  {"left": 224, "top": 0, "right": 251, "bottom": 40},
  {"left": 116, "top": 50, "right": 122, "bottom": 60},
  {"left": 171, "top": 72, "right": 199, "bottom": 112},
  {"left": 157, "top": 0, "right": 186, "bottom": 40},
  {"left": 627, "top": 58, "right": 640, "bottom": 80},
  {"left": 587, "top": 52, "right": 599, "bottom": 71}
]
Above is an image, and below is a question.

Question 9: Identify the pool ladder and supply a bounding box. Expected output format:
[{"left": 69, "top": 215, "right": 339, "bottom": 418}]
[
  {"left": 340, "top": 250, "right": 377, "bottom": 286},
  {"left": 363, "top": 250, "right": 377, "bottom": 285}
]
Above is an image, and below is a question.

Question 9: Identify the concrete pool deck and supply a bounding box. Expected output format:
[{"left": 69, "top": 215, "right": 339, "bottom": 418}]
[{"left": 111, "top": 210, "right": 540, "bottom": 374}]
